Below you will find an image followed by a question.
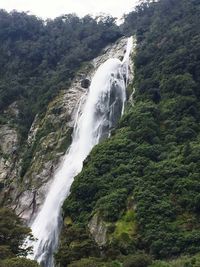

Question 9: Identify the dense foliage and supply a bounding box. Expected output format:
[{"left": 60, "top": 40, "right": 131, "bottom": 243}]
[
  {"left": 0, "top": 208, "right": 39, "bottom": 266},
  {"left": 58, "top": 0, "right": 200, "bottom": 266},
  {"left": 1, "top": 0, "right": 200, "bottom": 266},
  {"left": 0, "top": 9, "right": 122, "bottom": 266},
  {"left": 0, "top": 10, "right": 121, "bottom": 140}
]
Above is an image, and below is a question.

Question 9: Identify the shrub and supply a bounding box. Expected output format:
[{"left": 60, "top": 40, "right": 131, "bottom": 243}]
[
  {"left": 123, "top": 253, "right": 152, "bottom": 267},
  {"left": 0, "top": 258, "right": 39, "bottom": 267}
]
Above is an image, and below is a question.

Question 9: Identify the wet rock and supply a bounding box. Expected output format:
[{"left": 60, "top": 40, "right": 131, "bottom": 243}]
[{"left": 81, "top": 78, "right": 91, "bottom": 89}]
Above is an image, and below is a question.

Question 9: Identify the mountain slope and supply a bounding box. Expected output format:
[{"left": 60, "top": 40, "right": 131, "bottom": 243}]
[
  {"left": 58, "top": 0, "right": 200, "bottom": 266},
  {"left": 0, "top": 11, "right": 122, "bottom": 266},
  {"left": 1, "top": 0, "right": 200, "bottom": 266},
  {"left": 0, "top": 11, "right": 121, "bottom": 216}
]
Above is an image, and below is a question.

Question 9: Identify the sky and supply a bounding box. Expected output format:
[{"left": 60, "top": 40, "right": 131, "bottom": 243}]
[{"left": 0, "top": 0, "right": 139, "bottom": 21}]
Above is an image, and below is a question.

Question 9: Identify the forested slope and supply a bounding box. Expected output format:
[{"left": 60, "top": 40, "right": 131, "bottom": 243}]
[
  {"left": 58, "top": 0, "right": 200, "bottom": 266},
  {"left": 0, "top": 10, "right": 121, "bottom": 266},
  {"left": 0, "top": 10, "right": 121, "bottom": 140},
  {"left": 1, "top": 0, "right": 200, "bottom": 266}
]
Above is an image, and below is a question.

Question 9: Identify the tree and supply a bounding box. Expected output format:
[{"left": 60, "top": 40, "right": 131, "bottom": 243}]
[{"left": 0, "top": 208, "right": 32, "bottom": 257}]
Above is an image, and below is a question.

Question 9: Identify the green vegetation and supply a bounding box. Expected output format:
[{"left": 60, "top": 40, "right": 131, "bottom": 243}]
[
  {"left": 0, "top": 10, "right": 121, "bottom": 140},
  {"left": 1, "top": 0, "right": 200, "bottom": 266},
  {"left": 0, "top": 258, "right": 39, "bottom": 267},
  {"left": 123, "top": 253, "right": 152, "bottom": 267},
  {"left": 54, "top": 225, "right": 99, "bottom": 266},
  {"left": 114, "top": 210, "right": 136, "bottom": 238},
  {"left": 63, "top": 253, "right": 200, "bottom": 267},
  {"left": 57, "top": 0, "right": 200, "bottom": 265},
  {"left": 150, "top": 253, "right": 200, "bottom": 267},
  {"left": 0, "top": 208, "right": 31, "bottom": 257},
  {"left": 0, "top": 10, "right": 122, "bottom": 187},
  {"left": 0, "top": 208, "right": 38, "bottom": 266}
]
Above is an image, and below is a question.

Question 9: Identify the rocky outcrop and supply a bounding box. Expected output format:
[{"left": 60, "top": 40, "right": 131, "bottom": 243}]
[
  {"left": 88, "top": 214, "right": 107, "bottom": 247},
  {"left": 0, "top": 102, "right": 21, "bottom": 205},
  {"left": 11, "top": 85, "right": 87, "bottom": 221},
  {"left": 0, "top": 125, "right": 18, "bottom": 157},
  {"left": 0, "top": 37, "right": 135, "bottom": 222},
  {"left": 0, "top": 107, "right": 19, "bottom": 186}
]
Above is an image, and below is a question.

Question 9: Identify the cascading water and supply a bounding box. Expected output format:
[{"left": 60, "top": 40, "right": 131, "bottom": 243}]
[{"left": 28, "top": 37, "right": 133, "bottom": 267}]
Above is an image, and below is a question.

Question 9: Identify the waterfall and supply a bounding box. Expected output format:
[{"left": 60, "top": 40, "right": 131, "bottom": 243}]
[{"left": 28, "top": 37, "right": 133, "bottom": 267}]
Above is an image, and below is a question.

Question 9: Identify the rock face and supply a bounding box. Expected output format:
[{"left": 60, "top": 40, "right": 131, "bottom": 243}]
[
  {"left": 88, "top": 214, "right": 107, "bottom": 247},
  {"left": 0, "top": 102, "right": 21, "bottom": 206},
  {"left": 0, "top": 36, "right": 135, "bottom": 223},
  {"left": 0, "top": 125, "right": 18, "bottom": 156},
  {"left": 0, "top": 126, "right": 18, "bottom": 184}
]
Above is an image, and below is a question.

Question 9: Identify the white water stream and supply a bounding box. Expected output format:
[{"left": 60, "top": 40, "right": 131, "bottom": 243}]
[{"left": 28, "top": 37, "right": 133, "bottom": 267}]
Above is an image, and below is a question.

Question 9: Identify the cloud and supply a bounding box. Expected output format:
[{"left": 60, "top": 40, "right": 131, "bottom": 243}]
[{"left": 0, "top": 0, "right": 138, "bottom": 19}]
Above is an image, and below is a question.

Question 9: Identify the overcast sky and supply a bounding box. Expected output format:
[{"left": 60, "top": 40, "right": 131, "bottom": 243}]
[{"left": 0, "top": 0, "right": 139, "bottom": 20}]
